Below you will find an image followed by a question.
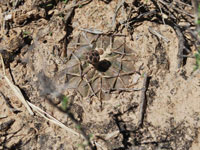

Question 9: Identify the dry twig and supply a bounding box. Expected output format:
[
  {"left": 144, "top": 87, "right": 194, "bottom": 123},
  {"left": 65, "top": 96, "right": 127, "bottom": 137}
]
[
  {"left": 148, "top": 27, "right": 170, "bottom": 43},
  {"left": 138, "top": 73, "right": 149, "bottom": 127},
  {"left": 62, "top": 0, "right": 77, "bottom": 57},
  {"left": 159, "top": 0, "right": 194, "bottom": 18},
  {"left": 79, "top": 28, "right": 103, "bottom": 34},
  {"left": 174, "top": 26, "right": 185, "bottom": 68},
  {"left": 192, "top": 0, "right": 200, "bottom": 31},
  {"left": 104, "top": 88, "right": 142, "bottom": 93},
  {"left": 112, "top": 0, "right": 125, "bottom": 30}
]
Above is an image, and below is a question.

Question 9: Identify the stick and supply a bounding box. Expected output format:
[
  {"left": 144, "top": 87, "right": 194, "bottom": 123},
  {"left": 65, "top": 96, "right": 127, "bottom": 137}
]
[
  {"left": 174, "top": 0, "right": 193, "bottom": 7},
  {"left": 79, "top": 28, "right": 103, "bottom": 34},
  {"left": 112, "top": 0, "right": 125, "bottom": 31},
  {"left": 148, "top": 27, "right": 170, "bottom": 43},
  {"left": 159, "top": 0, "right": 194, "bottom": 18},
  {"left": 138, "top": 73, "right": 148, "bottom": 127},
  {"left": 104, "top": 88, "right": 142, "bottom": 93},
  {"left": 62, "top": 0, "right": 77, "bottom": 57},
  {"left": 174, "top": 26, "right": 185, "bottom": 68},
  {"left": 192, "top": 0, "right": 200, "bottom": 30},
  {"left": 157, "top": 1, "right": 166, "bottom": 25}
]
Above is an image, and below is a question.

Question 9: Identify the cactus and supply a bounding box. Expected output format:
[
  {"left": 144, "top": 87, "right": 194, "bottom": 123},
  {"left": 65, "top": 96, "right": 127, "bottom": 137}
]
[{"left": 64, "top": 33, "right": 136, "bottom": 100}]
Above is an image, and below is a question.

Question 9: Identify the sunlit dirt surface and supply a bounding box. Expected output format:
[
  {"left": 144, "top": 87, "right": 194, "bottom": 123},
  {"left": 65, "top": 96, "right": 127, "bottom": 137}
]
[{"left": 0, "top": 0, "right": 200, "bottom": 150}]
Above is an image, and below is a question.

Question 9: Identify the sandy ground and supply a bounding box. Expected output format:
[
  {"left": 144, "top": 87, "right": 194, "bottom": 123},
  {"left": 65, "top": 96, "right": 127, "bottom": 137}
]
[{"left": 0, "top": 0, "right": 200, "bottom": 150}]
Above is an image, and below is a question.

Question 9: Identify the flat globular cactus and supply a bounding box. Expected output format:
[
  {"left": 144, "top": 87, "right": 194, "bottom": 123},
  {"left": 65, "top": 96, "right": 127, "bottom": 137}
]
[{"left": 62, "top": 32, "right": 136, "bottom": 100}]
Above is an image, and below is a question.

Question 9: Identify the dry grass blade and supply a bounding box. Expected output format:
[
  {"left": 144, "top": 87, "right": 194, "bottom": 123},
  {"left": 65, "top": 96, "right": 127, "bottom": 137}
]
[
  {"left": 4, "top": 76, "right": 34, "bottom": 115},
  {"left": 0, "top": 54, "right": 34, "bottom": 115},
  {"left": 0, "top": 55, "right": 84, "bottom": 139},
  {"left": 27, "top": 101, "right": 82, "bottom": 137},
  {"left": 0, "top": 54, "right": 6, "bottom": 76}
]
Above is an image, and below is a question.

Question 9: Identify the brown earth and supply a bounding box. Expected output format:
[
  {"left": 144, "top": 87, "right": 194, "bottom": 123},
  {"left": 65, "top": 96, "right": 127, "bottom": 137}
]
[{"left": 0, "top": 0, "right": 200, "bottom": 150}]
